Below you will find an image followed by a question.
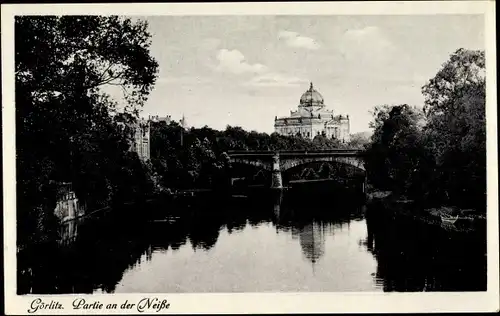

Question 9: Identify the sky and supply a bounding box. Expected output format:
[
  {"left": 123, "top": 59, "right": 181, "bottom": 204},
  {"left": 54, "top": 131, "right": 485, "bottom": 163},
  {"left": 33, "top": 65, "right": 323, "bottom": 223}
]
[{"left": 125, "top": 15, "right": 484, "bottom": 134}]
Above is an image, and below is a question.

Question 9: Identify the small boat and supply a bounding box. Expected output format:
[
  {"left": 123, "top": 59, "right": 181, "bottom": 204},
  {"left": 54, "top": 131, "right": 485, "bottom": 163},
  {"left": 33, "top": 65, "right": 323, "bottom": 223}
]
[{"left": 441, "top": 215, "right": 459, "bottom": 225}]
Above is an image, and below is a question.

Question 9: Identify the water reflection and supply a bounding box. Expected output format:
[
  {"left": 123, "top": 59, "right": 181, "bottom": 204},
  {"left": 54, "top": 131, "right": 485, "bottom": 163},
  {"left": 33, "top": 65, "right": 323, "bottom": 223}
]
[
  {"left": 17, "top": 206, "right": 151, "bottom": 294},
  {"left": 275, "top": 192, "right": 363, "bottom": 269},
  {"left": 17, "top": 189, "right": 486, "bottom": 294},
  {"left": 363, "top": 202, "right": 487, "bottom": 292},
  {"left": 297, "top": 222, "right": 325, "bottom": 264}
]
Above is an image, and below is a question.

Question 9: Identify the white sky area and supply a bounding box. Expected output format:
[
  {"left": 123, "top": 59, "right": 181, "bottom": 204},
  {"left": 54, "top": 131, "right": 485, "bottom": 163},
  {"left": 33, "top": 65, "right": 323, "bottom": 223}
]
[{"left": 111, "top": 15, "right": 485, "bottom": 134}]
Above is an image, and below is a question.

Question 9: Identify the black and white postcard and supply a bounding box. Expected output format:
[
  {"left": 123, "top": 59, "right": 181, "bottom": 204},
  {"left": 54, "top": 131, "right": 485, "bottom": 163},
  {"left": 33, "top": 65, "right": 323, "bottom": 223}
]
[{"left": 2, "top": 1, "right": 499, "bottom": 314}]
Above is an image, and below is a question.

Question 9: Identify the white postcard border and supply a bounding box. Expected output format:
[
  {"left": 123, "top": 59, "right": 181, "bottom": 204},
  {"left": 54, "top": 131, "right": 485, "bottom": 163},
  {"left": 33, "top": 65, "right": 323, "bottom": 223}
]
[{"left": 2, "top": 1, "right": 498, "bottom": 314}]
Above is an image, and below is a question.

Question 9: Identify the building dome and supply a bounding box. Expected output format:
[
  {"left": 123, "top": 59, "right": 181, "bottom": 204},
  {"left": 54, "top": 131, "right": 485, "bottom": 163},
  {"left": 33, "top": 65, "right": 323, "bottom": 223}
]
[{"left": 299, "top": 82, "right": 324, "bottom": 107}]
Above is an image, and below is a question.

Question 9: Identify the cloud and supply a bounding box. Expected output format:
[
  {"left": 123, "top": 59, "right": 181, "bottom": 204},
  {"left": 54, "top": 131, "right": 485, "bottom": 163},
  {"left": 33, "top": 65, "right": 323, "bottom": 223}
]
[
  {"left": 335, "top": 25, "right": 423, "bottom": 85},
  {"left": 244, "top": 72, "right": 308, "bottom": 87},
  {"left": 199, "top": 38, "right": 221, "bottom": 52},
  {"left": 215, "top": 49, "right": 268, "bottom": 74},
  {"left": 340, "top": 26, "right": 396, "bottom": 60},
  {"left": 278, "top": 30, "right": 320, "bottom": 50},
  {"left": 212, "top": 47, "right": 308, "bottom": 89}
]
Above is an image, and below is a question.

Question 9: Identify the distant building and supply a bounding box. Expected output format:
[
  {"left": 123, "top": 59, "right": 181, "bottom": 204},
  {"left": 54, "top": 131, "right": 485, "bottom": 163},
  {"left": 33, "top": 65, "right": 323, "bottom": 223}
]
[
  {"left": 150, "top": 115, "right": 172, "bottom": 124},
  {"left": 274, "top": 83, "right": 350, "bottom": 142},
  {"left": 116, "top": 114, "right": 151, "bottom": 162},
  {"left": 132, "top": 118, "right": 151, "bottom": 162}
]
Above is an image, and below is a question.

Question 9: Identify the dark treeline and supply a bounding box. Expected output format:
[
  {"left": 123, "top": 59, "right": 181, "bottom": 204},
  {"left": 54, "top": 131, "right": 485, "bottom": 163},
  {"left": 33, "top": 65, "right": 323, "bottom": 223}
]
[
  {"left": 149, "top": 122, "right": 363, "bottom": 190},
  {"left": 364, "top": 48, "right": 486, "bottom": 212}
]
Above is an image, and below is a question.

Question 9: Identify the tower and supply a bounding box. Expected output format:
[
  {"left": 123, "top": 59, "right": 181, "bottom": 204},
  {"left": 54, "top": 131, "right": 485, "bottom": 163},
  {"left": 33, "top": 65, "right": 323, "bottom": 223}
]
[{"left": 180, "top": 114, "right": 186, "bottom": 147}]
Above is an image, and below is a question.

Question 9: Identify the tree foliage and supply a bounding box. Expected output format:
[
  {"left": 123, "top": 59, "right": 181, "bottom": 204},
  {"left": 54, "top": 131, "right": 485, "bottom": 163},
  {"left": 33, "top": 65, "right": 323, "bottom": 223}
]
[
  {"left": 365, "top": 105, "right": 427, "bottom": 195},
  {"left": 422, "top": 48, "right": 486, "bottom": 208},
  {"left": 16, "top": 16, "right": 158, "bottom": 247},
  {"left": 365, "top": 48, "right": 486, "bottom": 211}
]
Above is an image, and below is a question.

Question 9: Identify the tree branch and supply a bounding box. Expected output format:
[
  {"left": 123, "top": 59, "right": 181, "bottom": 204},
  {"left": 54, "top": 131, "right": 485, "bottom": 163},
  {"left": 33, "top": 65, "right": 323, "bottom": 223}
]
[
  {"left": 98, "top": 63, "right": 117, "bottom": 83},
  {"left": 85, "top": 72, "right": 124, "bottom": 90}
]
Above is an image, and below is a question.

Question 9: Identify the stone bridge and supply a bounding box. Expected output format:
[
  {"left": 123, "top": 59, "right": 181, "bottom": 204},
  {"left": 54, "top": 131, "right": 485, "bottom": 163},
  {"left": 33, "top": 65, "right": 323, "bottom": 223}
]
[{"left": 226, "top": 149, "right": 365, "bottom": 189}]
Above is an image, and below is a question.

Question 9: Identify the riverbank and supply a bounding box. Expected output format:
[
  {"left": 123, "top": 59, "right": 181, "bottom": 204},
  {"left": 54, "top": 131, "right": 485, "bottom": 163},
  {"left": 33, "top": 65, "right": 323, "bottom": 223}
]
[{"left": 366, "top": 190, "right": 486, "bottom": 234}]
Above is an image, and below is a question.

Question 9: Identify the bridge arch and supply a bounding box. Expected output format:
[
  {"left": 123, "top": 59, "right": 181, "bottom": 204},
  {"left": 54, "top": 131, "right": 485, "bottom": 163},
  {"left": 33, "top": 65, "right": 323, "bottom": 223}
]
[
  {"left": 280, "top": 156, "right": 365, "bottom": 172},
  {"left": 227, "top": 151, "right": 366, "bottom": 190}
]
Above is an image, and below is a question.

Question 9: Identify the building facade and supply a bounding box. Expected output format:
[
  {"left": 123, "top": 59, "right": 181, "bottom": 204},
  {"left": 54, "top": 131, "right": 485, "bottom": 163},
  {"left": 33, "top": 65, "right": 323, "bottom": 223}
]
[
  {"left": 115, "top": 114, "right": 151, "bottom": 162},
  {"left": 150, "top": 115, "right": 172, "bottom": 124},
  {"left": 132, "top": 118, "right": 151, "bottom": 162},
  {"left": 274, "top": 83, "right": 350, "bottom": 141}
]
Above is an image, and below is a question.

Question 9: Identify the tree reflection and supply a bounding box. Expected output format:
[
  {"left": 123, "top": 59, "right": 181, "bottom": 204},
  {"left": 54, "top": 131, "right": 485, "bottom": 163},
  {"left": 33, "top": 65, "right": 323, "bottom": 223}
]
[
  {"left": 225, "top": 207, "right": 249, "bottom": 234},
  {"left": 188, "top": 221, "right": 221, "bottom": 251},
  {"left": 18, "top": 211, "right": 150, "bottom": 294},
  {"left": 363, "top": 203, "right": 487, "bottom": 292},
  {"left": 149, "top": 197, "right": 270, "bottom": 253}
]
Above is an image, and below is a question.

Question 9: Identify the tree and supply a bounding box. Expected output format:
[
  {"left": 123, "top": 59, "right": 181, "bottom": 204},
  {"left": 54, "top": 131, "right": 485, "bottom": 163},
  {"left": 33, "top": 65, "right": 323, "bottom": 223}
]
[
  {"left": 16, "top": 16, "right": 159, "bottom": 246},
  {"left": 365, "top": 104, "right": 426, "bottom": 195},
  {"left": 422, "top": 48, "right": 486, "bottom": 209},
  {"left": 422, "top": 49, "right": 485, "bottom": 116},
  {"left": 347, "top": 132, "right": 371, "bottom": 149}
]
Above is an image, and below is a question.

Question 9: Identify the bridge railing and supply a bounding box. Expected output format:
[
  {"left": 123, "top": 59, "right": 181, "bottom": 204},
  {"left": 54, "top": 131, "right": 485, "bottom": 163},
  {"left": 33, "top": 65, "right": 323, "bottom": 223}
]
[{"left": 227, "top": 149, "right": 364, "bottom": 156}]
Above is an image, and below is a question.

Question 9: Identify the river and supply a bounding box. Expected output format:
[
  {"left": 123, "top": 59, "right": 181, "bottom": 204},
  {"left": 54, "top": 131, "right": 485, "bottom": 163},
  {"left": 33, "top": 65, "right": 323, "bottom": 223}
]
[{"left": 17, "top": 187, "right": 487, "bottom": 294}]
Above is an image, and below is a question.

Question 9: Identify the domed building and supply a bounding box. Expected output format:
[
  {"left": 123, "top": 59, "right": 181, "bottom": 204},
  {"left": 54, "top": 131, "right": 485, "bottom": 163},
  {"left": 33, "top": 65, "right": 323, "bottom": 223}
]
[{"left": 274, "top": 83, "right": 350, "bottom": 141}]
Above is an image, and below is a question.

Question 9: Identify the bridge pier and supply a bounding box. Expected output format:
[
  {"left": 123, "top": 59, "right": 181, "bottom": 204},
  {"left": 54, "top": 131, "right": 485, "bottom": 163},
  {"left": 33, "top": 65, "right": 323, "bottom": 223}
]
[{"left": 271, "top": 152, "right": 283, "bottom": 189}]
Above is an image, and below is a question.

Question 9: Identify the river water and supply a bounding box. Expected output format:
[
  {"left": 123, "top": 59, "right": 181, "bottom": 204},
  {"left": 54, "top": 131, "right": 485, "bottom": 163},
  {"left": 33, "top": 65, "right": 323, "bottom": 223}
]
[{"left": 17, "top": 188, "right": 487, "bottom": 294}]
